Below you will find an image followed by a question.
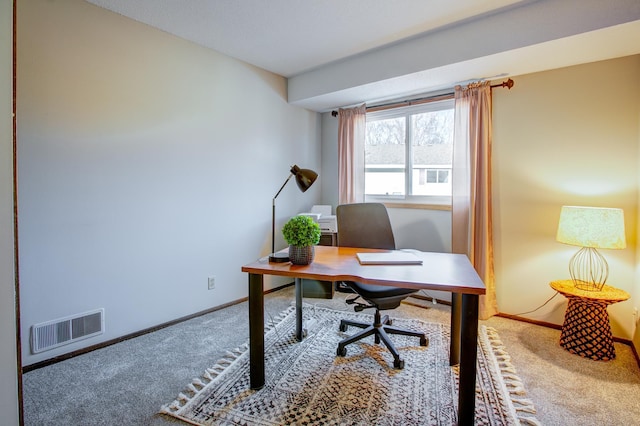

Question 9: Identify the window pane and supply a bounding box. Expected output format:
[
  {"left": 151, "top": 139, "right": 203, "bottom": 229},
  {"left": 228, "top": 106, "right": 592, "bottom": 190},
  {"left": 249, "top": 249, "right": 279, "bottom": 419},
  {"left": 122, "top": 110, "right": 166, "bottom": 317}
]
[
  {"left": 411, "top": 109, "right": 453, "bottom": 196},
  {"left": 365, "top": 117, "right": 406, "bottom": 196}
]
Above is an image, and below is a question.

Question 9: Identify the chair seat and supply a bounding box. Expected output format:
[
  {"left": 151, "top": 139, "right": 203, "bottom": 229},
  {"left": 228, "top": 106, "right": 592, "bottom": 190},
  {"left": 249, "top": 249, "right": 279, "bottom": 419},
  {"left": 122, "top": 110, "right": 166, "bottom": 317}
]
[
  {"left": 345, "top": 281, "right": 418, "bottom": 311},
  {"left": 346, "top": 282, "right": 417, "bottom": 299}
]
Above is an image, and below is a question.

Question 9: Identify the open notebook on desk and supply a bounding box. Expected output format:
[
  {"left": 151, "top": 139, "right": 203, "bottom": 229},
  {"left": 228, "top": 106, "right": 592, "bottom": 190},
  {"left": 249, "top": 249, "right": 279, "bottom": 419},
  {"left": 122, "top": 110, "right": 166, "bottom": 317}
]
[{"left": 356, "top": 251, "right": 423, "bottom": 265}]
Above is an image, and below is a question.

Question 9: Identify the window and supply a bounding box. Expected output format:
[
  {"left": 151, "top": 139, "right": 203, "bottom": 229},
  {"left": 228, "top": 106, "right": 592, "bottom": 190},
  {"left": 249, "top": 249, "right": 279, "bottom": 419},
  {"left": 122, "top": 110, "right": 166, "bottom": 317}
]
[{"left": 364, "top": 99, "right": 454, "bottom": 205}]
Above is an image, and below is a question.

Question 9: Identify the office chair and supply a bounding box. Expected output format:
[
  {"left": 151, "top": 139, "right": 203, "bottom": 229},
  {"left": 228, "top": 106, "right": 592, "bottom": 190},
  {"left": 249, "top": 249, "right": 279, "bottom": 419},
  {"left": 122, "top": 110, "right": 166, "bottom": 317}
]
[{"left": 335, "top": 203, "right": 427, "bottom": 369}]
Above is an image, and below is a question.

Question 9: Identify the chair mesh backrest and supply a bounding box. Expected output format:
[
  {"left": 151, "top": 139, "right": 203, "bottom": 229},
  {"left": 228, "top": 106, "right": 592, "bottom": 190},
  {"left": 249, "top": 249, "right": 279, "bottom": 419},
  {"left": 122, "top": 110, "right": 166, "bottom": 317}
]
[{"left": 336, "top": 203, "right": 395, "bottom": 250}]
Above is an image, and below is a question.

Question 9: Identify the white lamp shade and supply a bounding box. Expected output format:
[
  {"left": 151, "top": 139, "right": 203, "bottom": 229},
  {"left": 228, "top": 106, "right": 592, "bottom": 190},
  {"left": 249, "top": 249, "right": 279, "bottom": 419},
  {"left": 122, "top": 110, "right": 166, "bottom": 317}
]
[{"left": 556, "top": 206, "right": 626, "bottom": 249}]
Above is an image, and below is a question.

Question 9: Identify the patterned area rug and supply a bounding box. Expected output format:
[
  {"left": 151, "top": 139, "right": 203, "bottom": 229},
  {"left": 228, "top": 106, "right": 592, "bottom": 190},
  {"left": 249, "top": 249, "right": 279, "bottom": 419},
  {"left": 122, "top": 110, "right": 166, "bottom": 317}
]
[{"left": 161, "top": 306, "right": 539, "bottom": 425}]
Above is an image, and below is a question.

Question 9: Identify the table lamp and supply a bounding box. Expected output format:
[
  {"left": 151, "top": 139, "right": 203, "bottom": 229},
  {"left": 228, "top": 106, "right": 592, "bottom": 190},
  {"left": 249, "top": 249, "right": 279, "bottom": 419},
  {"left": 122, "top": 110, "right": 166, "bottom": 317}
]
[
  {"left": 269, "top": 165, "right": 318, "bottom": 263},
  {"left": 556, "top": 206, "right": 626, "bottom": 291}
]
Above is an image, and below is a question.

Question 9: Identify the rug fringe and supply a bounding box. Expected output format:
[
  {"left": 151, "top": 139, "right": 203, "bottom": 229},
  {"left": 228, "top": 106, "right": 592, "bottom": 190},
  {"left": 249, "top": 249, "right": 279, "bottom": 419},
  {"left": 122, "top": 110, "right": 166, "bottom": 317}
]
[
  {"left": 161, "top": 308, "right": 298, "bottom": 419},
  {"left": 267, "top": 305, "right": 295, "bottom": 331},
  {"left": 159, "top": 338, "right": 255, "bottom": 417},
  {"left": 483, "top": 326, "right": 542, "bottom": 426}
]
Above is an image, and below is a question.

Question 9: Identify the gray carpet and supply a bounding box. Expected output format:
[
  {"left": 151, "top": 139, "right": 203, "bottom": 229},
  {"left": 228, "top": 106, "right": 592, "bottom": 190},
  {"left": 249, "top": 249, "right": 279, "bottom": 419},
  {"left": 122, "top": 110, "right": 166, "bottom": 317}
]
[{"left": 23, "top": 286, "right": 640, "bottom": 425}]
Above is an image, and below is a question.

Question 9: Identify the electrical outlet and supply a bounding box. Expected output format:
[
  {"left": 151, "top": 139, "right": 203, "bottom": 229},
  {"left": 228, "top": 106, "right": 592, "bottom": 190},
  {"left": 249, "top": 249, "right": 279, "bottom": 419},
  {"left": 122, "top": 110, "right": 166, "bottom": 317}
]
[
  {"left": 634, "top": 307, "right": 639, "bottom": 324},
  {"left": 208, "top": 276, "right": 216, "bottom": 290}
]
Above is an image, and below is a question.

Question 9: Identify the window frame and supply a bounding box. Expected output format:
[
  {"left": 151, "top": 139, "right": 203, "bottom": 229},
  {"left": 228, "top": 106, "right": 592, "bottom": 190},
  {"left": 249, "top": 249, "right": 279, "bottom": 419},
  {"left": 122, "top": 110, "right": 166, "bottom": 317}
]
[{"left": 364, "top": 98, "right": 455, "bottom": 207}]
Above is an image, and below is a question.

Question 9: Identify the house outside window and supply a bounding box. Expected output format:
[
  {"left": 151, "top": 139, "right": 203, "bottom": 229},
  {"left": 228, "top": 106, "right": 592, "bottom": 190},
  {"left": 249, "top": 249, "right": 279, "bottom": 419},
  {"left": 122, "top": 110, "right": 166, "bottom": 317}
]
[{"left": 364, "top": 99, "right": 454, "bottom": 206}]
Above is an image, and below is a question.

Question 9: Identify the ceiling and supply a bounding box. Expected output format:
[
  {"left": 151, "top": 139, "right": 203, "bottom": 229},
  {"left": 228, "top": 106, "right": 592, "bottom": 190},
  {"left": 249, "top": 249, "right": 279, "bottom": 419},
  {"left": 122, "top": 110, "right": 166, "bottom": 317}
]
[
  {"left": 86, "top": 0, "right": 525, "bottom": 77},
  {"left": 86, "top": 0, "right": 640, "bottom": 111}
]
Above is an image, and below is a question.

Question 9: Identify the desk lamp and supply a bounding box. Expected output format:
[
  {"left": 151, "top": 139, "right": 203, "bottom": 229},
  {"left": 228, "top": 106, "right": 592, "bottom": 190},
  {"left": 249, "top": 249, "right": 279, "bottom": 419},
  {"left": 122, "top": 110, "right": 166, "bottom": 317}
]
[
  {"left": 556, "top": 206, "right": 626, "bottom": 291},
  {"left": 269, "top": 165, "right": 318, "bottom": 263}
]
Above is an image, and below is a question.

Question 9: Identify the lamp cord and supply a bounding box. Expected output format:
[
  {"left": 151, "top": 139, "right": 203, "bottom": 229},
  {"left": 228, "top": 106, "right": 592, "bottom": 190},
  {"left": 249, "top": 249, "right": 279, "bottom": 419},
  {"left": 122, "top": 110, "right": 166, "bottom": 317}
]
[
  {"left": 511, "top": 291, "right": 560, "bottom": 316},
  {"left": 418, "top": 290, "right": 439, "bottom": 304}
]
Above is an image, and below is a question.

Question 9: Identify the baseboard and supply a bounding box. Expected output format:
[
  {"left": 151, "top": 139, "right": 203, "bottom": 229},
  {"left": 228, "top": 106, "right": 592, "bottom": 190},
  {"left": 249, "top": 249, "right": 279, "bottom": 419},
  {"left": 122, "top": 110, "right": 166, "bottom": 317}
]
[
  {"left": 495, "top": 312, "right": 562, "bottom": 330},
  {"left": 22, "top": 282, "right": 294, "bottom": 373},
  {"left": 23, "top": 287, "right": 640, "bottom": 373},
  {"left": 496, "top": 312, "right": 640, "bottom": 369},
  {"left": 631, "top": 342, "right": 640, "bottom": 367}
]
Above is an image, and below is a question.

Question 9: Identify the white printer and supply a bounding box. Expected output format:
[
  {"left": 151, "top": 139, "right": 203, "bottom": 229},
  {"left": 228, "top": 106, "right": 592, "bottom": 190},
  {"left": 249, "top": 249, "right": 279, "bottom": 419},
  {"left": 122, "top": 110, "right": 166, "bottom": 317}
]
[
  {"left": 318, "top": 215, "right": 337, "bottom": 233},
  {"left": 301, "top": 205, "right": 337, "bottom": 233}
]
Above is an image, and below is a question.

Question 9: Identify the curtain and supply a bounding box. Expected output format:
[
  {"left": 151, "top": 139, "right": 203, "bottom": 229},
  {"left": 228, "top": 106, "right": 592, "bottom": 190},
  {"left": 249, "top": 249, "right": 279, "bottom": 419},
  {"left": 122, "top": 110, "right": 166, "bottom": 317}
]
[
  {"left": 452, "top": 81, "right": 498, "bottom": 319},
  {"left": 337, "top": 104, "right": 367, "bottom": 204}
]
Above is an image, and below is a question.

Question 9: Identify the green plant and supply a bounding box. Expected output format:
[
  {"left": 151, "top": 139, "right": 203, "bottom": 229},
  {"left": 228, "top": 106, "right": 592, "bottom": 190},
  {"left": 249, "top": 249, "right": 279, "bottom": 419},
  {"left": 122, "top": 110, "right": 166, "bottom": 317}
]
[{"left": 282, "top": 215, "right": 321, "bottom": 247}]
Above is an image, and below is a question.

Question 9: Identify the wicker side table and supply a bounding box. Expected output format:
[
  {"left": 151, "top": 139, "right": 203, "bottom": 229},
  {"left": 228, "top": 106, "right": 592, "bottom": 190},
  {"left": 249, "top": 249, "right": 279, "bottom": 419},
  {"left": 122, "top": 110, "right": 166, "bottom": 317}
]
[{"left": 550, "top": 280, "right": 629, "bottom": 361}]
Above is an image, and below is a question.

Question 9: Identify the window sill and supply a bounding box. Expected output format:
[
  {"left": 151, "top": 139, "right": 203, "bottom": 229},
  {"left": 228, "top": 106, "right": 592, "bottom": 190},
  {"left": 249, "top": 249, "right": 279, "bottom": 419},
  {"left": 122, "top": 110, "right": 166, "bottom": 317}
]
[
  {"left": 383, "top": 202, "right": 451, "bottom": 211},
  {"left": 365, "top": 195, "right": 451, "bottom": 211}
]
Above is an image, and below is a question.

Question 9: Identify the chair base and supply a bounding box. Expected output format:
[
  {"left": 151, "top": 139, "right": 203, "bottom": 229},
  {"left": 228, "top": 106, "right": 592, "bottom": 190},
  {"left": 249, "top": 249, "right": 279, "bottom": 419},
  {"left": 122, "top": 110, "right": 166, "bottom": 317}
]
[{"left": 336, "top": 310, "right": 428, "bottom": 369}]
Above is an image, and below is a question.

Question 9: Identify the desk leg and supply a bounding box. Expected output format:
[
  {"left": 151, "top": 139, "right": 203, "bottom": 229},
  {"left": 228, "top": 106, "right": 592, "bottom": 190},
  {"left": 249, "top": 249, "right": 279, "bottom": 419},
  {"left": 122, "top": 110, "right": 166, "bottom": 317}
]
[
  {"left": 295, "top": 277, "right": 303, "bottom": 341},
  {"left": 458, "top": 293, "right": 479, "bottom": 426},
  {"left": 248, "top": 273, "right": 264, "bottom": 390},
  {"left": 450, "top": 292, "right": 462, "bottom": 366}
]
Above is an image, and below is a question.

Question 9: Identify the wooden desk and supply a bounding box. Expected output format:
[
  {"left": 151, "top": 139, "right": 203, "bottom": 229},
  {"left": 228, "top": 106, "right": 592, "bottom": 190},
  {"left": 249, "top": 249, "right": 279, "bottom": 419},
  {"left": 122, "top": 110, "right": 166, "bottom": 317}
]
[
  {"left": 550, "top": 280, "right": 629, "bottom": 360},
  {"left": 242, "top": 246, "right": 486, "bottom": 425}
]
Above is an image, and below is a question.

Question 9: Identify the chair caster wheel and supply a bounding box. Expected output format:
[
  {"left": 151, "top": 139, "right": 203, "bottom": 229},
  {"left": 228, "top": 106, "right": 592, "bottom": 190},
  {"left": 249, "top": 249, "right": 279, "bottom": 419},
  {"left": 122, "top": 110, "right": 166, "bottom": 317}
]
[
  {"left": 420, "top": 337, "right": 428, "bottom": 346},
  {"left": 339, "top": 323, "right": 348, "bottom": 332},
  {"left": 393, "top": 359, "right": 404, "bottom": 369},
  {"left": 387, "top": 319, "right": 393, "bottom": 326},
  {"left": 337, "top": 347, "right": 347, "bottom": 357}
]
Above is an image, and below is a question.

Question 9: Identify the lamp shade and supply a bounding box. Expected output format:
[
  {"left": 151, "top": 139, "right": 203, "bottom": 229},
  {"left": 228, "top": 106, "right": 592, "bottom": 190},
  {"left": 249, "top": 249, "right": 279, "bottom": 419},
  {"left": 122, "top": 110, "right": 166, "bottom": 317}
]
[
  {"left": 291, "top": 165, "right": 317, "bottom": 193},
  {"left": 556, "top": 206, "right": 626, "bottom": 249}
]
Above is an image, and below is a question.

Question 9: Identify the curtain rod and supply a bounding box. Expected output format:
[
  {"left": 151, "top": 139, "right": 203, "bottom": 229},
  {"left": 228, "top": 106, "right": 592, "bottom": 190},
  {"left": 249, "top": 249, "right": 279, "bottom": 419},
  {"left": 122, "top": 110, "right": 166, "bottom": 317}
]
[{"left": 331, "top": 78, "right": 514, "bottom": 117}]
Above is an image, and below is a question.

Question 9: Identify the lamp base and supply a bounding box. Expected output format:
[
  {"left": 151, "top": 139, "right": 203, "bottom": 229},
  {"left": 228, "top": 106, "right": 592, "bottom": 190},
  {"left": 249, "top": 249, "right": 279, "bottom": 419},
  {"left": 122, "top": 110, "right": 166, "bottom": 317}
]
[
  {"left": 569, "top": 247, "right": 608, "bottom": 292},
  {"left": 269, "top": 252, "right": 290, "bottom": 263}
]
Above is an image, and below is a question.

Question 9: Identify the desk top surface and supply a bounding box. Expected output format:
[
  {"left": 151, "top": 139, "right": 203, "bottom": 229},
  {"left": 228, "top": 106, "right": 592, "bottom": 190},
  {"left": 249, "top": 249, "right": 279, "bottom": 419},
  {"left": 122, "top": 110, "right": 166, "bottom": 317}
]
[{"left": 242, "top": 246, "right": 486, "bottom": 295}]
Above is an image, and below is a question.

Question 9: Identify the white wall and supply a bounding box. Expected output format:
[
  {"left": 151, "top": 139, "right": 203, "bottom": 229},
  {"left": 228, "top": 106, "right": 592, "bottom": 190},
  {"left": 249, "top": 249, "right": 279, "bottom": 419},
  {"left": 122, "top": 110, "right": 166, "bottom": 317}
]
[
  {"left": 17, "top": 0, "right": 321, "bottom": 366},
  {"left": 1, "top": 0, "right": 20, "bottom": 423},
  {"left": 493, "top": 56, "right": 640, "bottom": 339}
]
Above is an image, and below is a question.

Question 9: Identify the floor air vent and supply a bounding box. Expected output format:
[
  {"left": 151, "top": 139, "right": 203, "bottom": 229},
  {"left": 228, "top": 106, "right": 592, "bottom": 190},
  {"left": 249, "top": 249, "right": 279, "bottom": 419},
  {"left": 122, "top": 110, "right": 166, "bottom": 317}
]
[{"left": 31, "top": 308, "right": 104, "bottom": 354}]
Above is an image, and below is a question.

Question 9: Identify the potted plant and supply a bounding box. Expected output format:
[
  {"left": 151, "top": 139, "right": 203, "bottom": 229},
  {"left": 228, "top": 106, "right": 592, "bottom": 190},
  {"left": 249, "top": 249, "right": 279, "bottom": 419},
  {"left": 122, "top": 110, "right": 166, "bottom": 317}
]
[{"left": 282, "top": 215, "right": 321, "bottom": 265}]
